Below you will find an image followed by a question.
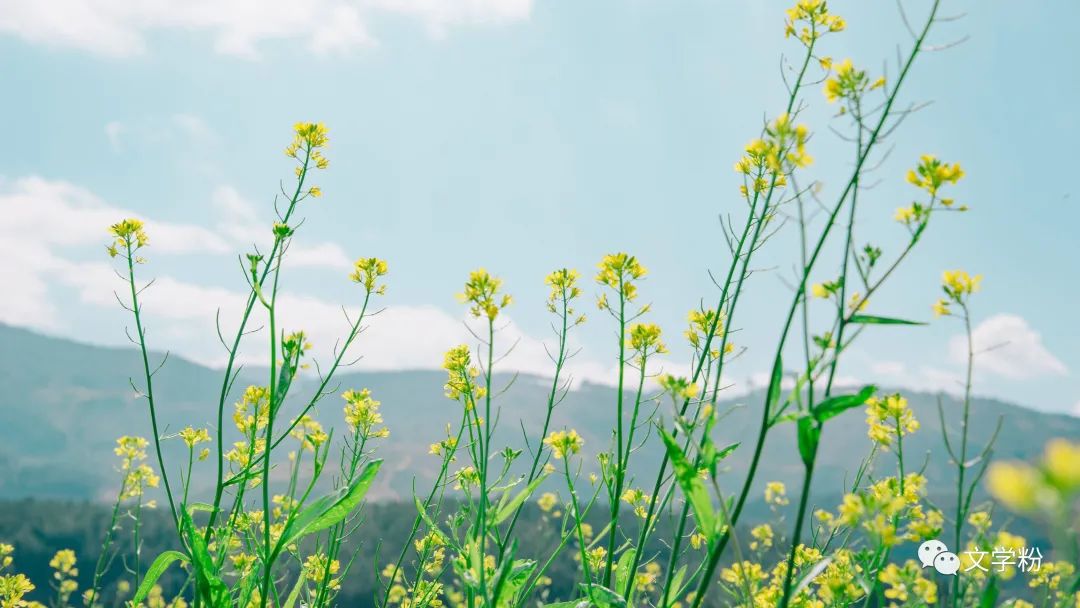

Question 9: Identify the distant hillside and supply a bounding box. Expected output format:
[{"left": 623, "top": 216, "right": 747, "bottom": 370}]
[{"left": 1, "top": 322, "right": 1077, "bottom": 520}]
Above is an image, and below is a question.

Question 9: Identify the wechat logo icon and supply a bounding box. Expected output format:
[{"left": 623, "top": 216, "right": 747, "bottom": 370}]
[{"left": 919, "top": 540, "right": 960, "bottom": 575}]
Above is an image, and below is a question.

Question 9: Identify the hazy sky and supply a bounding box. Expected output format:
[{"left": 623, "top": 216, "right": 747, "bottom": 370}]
[{"left": 1, "top": 0, "right": 1077, "bottom": 415}]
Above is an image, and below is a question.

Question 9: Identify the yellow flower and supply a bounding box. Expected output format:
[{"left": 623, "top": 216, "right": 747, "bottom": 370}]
[
  {"left": 545, "top": 268, "right": 583, "bottom": 312},
  {"left": 932, "top": 298, "right": 950, "bottom": 317},
  {"left": 657, "top": 374, "right": 698, "bottom": 400},
  {"left": 537, "top": 492, "right": 558, "bottom": 512},
  {"left": 49, "top": 549, "right": 77, "bottom": 575},
  {"left": 343, "top": 388, "right": 387, "bottom": 439},
  {"left": 865, "top": 394, "right": 919, "bottom": 448},
  {"left": 784, "top": 0, "right": 844, "bottom": 43},
  {"left": 178, "top": 426, "right": 211, "bottom": 449},
  {"left": 350, "top": 257, "right": 389, "bottom": 295},
  {"left": 290, "top": 122, "right": 329, "bottom": 151},
  {"left": 987, "top": 462, "right": 1042, "bottom": 511},
  {"left": 822, "top": 59, "right": 882, "bottom": 104},
  {"left": 749, "top": 524, "right": 773, "bottom": 550},
  {"left": 1044, "top": 438, "right": 1080, "bottom": 491},
  {"left": 586, "top": 547, "right": 607, "bottom": 572},
  {"left": 685, "top": 308, "right": 724, "bottom": 349},
  {"left": 627, "top": 323, "right": 666, "bottom": 355},
  {"left": 765, "top": 481, "right": 789, "bottom": 506},
  {"left": 595, "top": 253, "right": 647, "bottom": 304},
  {"left": 942, "top": 269, "right": 982, "bottom": 301},
  {"left": 106, "top": 218, "right": 149, "bottom": 259},
  {"left": 906, "top": 154, "right": 964, "bottom": 196},
  {"left": 459, "top": 269, "right": 511, "bottom": 320},
  {"left": 544, "top": 429, "right": 584, "bottom": 459}
]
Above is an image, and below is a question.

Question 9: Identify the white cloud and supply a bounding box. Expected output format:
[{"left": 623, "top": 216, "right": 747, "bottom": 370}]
[
  {"left": 1072, "top": 401, "right": 1080, "bottom": 418},
  {"left": 211, "top": 185, "right": 352, "bottom": 270},
  {"left": 0, "top": 175, "right": 620, "bottom": 386},
  {"left": 949, "top": 314, "right": 1068, "bottom": 380},
  {"left": 0, "top": 0, "right": 533, "bottom": 58},
  {"left": 0, "top": 176, "right": 231, "bottom": 254},
  {"left": 0, "top": 176, "right": 359, "bottom": 329}
]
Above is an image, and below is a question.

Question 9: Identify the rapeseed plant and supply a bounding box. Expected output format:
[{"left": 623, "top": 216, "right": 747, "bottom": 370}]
[{"left": 3, "top": 3, "right": 1077, "bottom": 608}]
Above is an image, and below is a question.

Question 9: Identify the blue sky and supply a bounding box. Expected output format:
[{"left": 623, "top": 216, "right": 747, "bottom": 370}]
[{"left": 1, "top": 0, "right": 1076, "bottom": 414}]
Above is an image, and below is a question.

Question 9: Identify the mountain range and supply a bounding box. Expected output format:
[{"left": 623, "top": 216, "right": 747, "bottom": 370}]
[{"left": 2, "top": 322, "right": 1077, "bottom": 518}]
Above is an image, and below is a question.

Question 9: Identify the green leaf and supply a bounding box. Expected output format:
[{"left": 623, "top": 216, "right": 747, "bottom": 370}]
[
  {"left": 614, "top": 550, "right": 636, "bottom": 599},
  {"left": 131, "top": 550, "right": 189, "bottom": 605},
  {"left": 282, "top": 572, "right": 307, "bottom": 608},
  {"left": 495, "top": 559, "right": 536, "bottom": 608},
  {"left": 281, "top": 459, "right": 381, "bottom": 548},
  {"left": 812, "top": 385, "right": 877, "bottom": 422},
  {"left": 585, "top": 584, "right": 627, "bottom": 608},
  {"left": 181, "top": 512, "right": 229, "bottom": 605},
  {"left": 669, "top": 565, "right": 688, "bottom": 598},
  {"left": 766, "top": 356, "right": 783, "bottom": 414},
  {"left": 978, "top": 577, "right": 999, "bottom": 608},
  {"left": 715, "top": 442, "right": 740, "bottom": 461},
  {"left": 493, "top": 473, "right": 549, "bottom": 525},
  {"left": 659, "top": 429, "right": 716, "bottom": 539},
  {"left": 848, "top": 314, "right": 926, "bottom": 326},
  {"left": 796, "top": 417, "right": 821, "bottom": 467}
]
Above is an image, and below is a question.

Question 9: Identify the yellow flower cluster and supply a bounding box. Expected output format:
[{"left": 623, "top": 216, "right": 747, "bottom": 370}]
[
  {"left": 933, "top": 269, "right": 982, "bottom": 317},
  {"left": 115, "top": 435, "right": 160, "bottom": 500},
  {"left": 106, "top": 218, "right": 149, "bottom": 259},
  {"left": 764, "top": 481, "right": 789, "bottom": 506},
  {"left": 545, "top": 268, "right": 586, "bottom": 326},
  {"left": 627, "top": 322, "right": 666, "bottom": 357},
  {"left": 879, "top": 561, "right": 938, "bottom": 605},
  {"left": 459, "top": 269, "right": 511, "bottom": 321},
  {"left": 0, "top": 572, "right": 36, "bottom": 608},
  {"left": 823, "top": 59, "right": 885, "bottom": 104},
  {"left": 233, "top": 385, "right": 271, "bottom": 434},
  {"left": 749, "top": 524, "right": 774, "bottom": 551},
  {"left": 865, "top": 393, "right": 919, "bottom": 448},
  {"left": 350, "top": 257, "right": 389, "bottom": 295},
  {"left": 48, "top": 549, "right": 80, "bottom": 603},
  {"left": 544, "top": 429, "right": 584, "bottom": 459},
  {"left": 895, "top": 155, "right": 967, "bottom": 228},
  {"left": 784, "top": 0, "right": 845, "bottom": 44},
  {"left": 595, "top": 253, "right": 647, "bottom": 304},
  {"left": 179, "top": 426, "right": 211, "bottom": 449},
  {"left": 906, "top": 154, "right": 964, "bottom": 196},
  {"left": 536, "top": 492, "right": 558, "bottom": 512},
  {"left": 988, "top": 437, "right": 1080, "bottom": 513},
  {"left": 442, "top": 344, "right": 481, "bottom": 402},
  {"left": 821, "top": 473, "right": 930, "bottom": 547},
  {"left": 302, "top": 553, "right": 341, "bottom": 591},
  {"left": 343, "top": 388, "right": 389, "bottom": 439},
  {"left": 734, "top": 114, "right": 812, "bottom": 197},
  {"left": 684, "top": 308, "right": 722, "bottom": 349},
  {"left": 657, "top": 374, "right": 699, "bottom": 401},
  {"left": 290, "top": 415, "right": 329, "bottom": 450},
  {"left": 634, "top": 562, "right": 663, "bottom": 593},
  {"left": 621, "top": 488, "right": 651, "bottom": 519}
]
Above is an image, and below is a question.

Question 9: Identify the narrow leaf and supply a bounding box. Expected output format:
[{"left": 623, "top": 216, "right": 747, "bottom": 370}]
[
  {"left": 281, "top": 459, "right": 381, "bottom": 548},
  {"left": 494, "top": 473, "right": 548, "bottom": 525},
  {"left": 812, "top": 385, "right": 877, "bottom": 422},
  {"left": 131, "top": 551, "right": 188, "bottom": 605},
  {"left": 848, "top": 314, "right": 926, "bottom": 326},
  {"left": 659, "top": 429, "right": 716, "bottom": 539},
  {"left": 796, "top": 417, "right": 820, "bottom": 467}
]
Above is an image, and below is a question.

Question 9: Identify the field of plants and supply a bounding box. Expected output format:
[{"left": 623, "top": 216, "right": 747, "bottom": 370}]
[{"left": 1, "top": 1, "right": 1077, "bottom": 607}]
